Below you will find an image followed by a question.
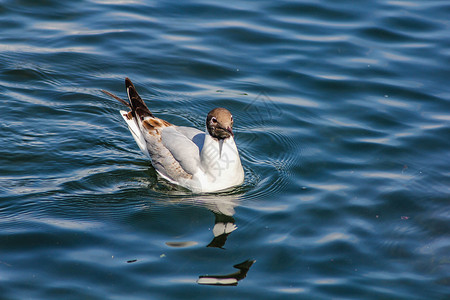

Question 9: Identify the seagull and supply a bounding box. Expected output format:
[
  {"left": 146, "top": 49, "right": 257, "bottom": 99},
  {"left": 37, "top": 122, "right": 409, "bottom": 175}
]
[{"left": 102, "top": 78, "right": 244, "bottom": 193}]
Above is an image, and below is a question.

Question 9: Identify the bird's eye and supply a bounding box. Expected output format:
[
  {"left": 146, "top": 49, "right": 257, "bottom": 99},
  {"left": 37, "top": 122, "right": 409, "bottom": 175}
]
[{"left": 211, "top": 117, "right": 217, "bottom": 123}]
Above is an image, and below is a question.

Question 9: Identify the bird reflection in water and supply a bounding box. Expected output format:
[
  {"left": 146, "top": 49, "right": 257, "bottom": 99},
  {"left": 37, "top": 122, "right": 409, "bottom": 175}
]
[
  {"left": 197, "top": 259, "right": 256, "bottom": 286},
  {"left": 190, "top": 194, "right": 239, "bottom": 249},
  {"left": 162, "top": 193, "right": 255, "bottom": 286},
  {"left": 195, "top": 195, "right": 255, "bottom": 286},
  {"left": 207, "top": 212, "right": 236, "bottom": 249}
]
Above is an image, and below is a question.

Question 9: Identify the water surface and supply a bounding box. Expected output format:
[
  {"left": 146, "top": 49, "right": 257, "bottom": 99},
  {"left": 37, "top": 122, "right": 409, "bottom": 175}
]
[{"left": 0, "top": 0, "right": 449, "bottom": 299}]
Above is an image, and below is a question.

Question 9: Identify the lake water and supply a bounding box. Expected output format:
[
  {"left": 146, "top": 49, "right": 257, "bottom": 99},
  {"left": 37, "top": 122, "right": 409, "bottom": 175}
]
[{"left": 1, "top": 0, "right": 449, "bottom": 299}]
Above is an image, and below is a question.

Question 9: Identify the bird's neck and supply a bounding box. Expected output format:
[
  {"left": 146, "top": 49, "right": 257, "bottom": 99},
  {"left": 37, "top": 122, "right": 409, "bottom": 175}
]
[{"left": 200, "top": 132, "right": 240, "bottom": 174}]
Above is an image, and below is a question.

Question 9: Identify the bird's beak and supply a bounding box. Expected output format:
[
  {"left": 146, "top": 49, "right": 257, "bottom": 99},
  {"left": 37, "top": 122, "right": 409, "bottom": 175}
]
[{"left": 226, "top": 126, "right": 234, "bottom": 137}]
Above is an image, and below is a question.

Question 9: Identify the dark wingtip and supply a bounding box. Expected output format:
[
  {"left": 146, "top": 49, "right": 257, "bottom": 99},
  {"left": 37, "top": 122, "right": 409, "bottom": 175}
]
[
  {"left": 125, "top": 77, "right": 134, "bottom": 89},
  {"left": 125, "top": 77, "right": 140, "bottom": 101},
  {"left": 125, "top": 77, "right": 154, "bottom": 119}
]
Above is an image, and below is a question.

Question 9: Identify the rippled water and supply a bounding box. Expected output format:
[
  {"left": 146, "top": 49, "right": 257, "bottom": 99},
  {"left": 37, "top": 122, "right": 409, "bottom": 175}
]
[{"left": 1, "top": 0, "right": 449, "bottom": 299}]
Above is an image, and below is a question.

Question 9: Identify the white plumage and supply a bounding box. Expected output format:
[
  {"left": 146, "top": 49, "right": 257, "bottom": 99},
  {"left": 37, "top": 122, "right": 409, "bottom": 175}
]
[{"left": 103, "top": 78, "right": 244, "bottom": 193}]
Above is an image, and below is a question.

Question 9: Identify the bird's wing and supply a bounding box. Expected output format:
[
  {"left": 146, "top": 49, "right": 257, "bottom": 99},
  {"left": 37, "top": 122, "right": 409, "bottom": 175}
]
[
  {"left": 103, "top": 78, "right": 204, "bottom": 182},
  {"left": 175, "top": 126, "right": 206, "bottom": 151},
  {"left": 160, "top": 126, "right": 203, "bottom": 176}
]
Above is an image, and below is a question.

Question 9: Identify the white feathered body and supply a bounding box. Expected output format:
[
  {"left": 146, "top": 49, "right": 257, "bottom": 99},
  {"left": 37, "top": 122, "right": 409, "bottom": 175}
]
[{"left": 120, "top": 110, "right": 244, "bottom": 193}]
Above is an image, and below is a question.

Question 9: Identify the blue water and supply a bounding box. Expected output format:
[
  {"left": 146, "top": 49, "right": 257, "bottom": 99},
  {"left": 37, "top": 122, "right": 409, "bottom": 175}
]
[{"left": 1, "top": 0, "right": 449, "bottom": 299}]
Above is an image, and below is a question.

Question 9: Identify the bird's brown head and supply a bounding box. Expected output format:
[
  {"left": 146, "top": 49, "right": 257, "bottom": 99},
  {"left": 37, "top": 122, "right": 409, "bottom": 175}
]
[{"left": 206, "top": 107, "right": 234, "bottom": 140}]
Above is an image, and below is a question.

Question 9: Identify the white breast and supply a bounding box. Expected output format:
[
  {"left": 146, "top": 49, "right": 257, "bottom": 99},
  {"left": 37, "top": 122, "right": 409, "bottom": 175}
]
[{"left": 179, "top": 134, "right": 244, "bottom": 193}]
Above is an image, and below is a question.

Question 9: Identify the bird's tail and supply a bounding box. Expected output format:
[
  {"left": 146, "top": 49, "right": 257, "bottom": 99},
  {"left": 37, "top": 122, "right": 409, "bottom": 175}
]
[
  {"left": 101, "top": 77, "right": 154, "bottom": 120},
  {"left": 125, "top": 77, "right": 154, "bottom": 120}
]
